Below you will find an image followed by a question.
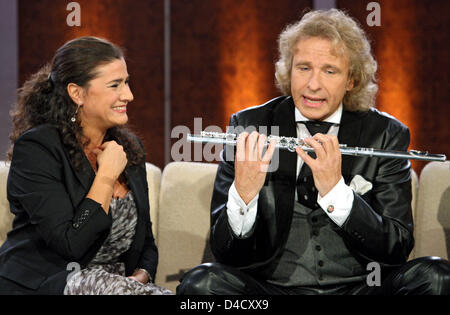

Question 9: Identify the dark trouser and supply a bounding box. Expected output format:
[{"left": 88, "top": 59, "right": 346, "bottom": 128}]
[{"left": 177, "top": 256, "right": 450, "bottom": 295}]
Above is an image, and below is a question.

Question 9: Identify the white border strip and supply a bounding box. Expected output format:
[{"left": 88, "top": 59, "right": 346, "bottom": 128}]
[
  {"left": 0, "top": 0, "right": 17, "bottom": 154},
  {"left": 164, "top": 0, "right": 171, "bottom": 165}
]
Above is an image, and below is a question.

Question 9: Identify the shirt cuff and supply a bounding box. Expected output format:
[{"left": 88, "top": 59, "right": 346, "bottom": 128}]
[
  {"left": 226, "top": 182, "right": 259, "bottom": 237},
  {"left": 317, "top": 177, "right": 354, "bottom": 227}
]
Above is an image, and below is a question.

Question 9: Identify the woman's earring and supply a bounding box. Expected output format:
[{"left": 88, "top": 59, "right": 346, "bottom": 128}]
[{"left": 71, "top": 104, "right": 81, "bottom": 123}]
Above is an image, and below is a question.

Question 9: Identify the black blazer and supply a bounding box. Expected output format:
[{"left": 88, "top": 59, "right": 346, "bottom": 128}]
[
  {"left": 0, "top": 124, "right": 158, "bottom": 293},
  {"left": 210, "top": 96, "right": 414, "bottom": 274}
]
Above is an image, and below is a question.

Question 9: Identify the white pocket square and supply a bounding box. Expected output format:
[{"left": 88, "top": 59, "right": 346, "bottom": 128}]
[{"left": 349, "top": 175, "right": 373, "bottom": 195}]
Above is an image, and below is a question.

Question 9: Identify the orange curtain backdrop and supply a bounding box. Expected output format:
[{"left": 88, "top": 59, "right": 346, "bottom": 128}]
[
  {"left": 171, "top": 0, "right": 313, "bottom": 130},
  {"left": 215, "top": 0, "right": 314, "bottom": 126},
  {"left": 375, "top": 3, "right": 419, "bottom": 141},
  {"left": 19, "top": 1, "right": 448, "bottom": 171},
  {"left": 370, "top": 1, "right": 421, "bottom": 172},
  {"left": 19, "top": 0, "right": 314, "bottom": 167},
  {"left": 338, "top": 0, "right": 450, "bottom": 174},
  {"left": 170, "top": 0, "right": 312, "bottom": 163},
  {"left": 216, "top": 0, "right": 276, "bottom": 124},
  {"left": 19, "top": 0, "right": 130, "bottom": 83}
]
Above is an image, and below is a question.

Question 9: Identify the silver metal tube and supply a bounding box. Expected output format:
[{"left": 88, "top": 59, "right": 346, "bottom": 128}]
[{"left": 187, "top": 132, "right": 447, "bottom": 162}]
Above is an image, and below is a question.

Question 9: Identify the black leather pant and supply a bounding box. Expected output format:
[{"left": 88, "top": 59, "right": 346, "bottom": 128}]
[{"left": 177, "top": 256, "right": 450, "bottom": 295}]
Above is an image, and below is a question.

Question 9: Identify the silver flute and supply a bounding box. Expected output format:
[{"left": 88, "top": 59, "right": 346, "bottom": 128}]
[{"left": 187, "top": 131, "right": 447, "bottom": 162}]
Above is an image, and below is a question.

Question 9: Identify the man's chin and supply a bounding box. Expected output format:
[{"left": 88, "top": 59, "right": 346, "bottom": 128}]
[{"left": 296, "top": 105, "right": 329, "bottom": 121}]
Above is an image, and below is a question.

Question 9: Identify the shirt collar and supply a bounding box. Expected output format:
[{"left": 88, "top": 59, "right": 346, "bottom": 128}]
[{"left": 295, "top": 103, "right": 343, "bottom": 125}]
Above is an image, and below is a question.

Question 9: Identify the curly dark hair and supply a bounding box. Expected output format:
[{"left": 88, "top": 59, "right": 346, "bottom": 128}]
[{"left": 8, "top": 37, "right": 145, "bottom": 171}]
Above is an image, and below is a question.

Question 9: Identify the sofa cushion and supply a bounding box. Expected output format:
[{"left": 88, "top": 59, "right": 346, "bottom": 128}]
[
  {"left": 0, "top": 162, "right": 12, "bottom": 246},
  {"left": 414, "top": 161, "right": 450, "bottom": 259},
  {"left": 146, "top": 163, "right": 161, "bottom": 243},
  {"left": 156, "top": 162, "right": 218, "bottom": 292}
]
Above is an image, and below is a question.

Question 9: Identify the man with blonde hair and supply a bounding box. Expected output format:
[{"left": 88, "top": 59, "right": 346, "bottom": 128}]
[{"left": 178, "top": 9, "right": 450, "bottom": 295}]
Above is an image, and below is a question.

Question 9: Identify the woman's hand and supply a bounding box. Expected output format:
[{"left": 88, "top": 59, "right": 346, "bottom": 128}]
[
  {"left": 86, "top": 141, "right": 128, "bottom": 212},
  {"left": 93, "top": 141, "right": 128, "bottom": 181},
  {"left": 128, "top": 269, "right": 150, "bottom": 284}
]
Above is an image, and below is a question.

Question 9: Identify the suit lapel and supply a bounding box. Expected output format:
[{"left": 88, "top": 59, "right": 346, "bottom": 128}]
[
  {"left": 111, "top": 164, "right": 149, "bottom": 273},
  {"left": 62, "top": 146, "right": 96, "bottom": 193},
  {"left": 270, "top": 97, "right": 297, "bottom": 249},
  {"left": 125, "top": 165, "right": 148, "bottom": 220},
  {"left": 271, "top": 96, "right": 297, "bottom": 181},
  {"left": 338, "top": 109, "right": 365, "bottom": 178}
]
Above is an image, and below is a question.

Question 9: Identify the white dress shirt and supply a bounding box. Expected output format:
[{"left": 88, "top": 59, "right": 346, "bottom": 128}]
[{"left": 226, "top": 104, "right": 355, "bottom": 237}]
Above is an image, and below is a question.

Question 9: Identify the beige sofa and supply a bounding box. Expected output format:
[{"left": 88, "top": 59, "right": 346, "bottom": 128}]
[{"left": 0, "top": 161, "right": 448, "bottom": 293}]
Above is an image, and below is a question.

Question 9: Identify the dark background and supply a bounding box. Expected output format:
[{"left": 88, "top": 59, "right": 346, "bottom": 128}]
[{"left": 14, "top": 0, "right": 450, "bottom": 175}]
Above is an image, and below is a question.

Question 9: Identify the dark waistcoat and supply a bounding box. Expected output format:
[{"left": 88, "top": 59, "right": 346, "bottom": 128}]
[{"left": 264, "top": 201, "right": 367, "bottom": 287}]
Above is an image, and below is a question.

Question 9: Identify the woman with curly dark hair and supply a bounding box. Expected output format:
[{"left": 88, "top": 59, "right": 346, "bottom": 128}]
[{"left": 0, "top": 36, "right": 172, "bottom": 295}]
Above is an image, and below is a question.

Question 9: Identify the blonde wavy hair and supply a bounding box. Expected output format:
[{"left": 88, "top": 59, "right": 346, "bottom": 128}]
[{"left": 275, "top": 9, "right": 378, "bottom": 111}]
